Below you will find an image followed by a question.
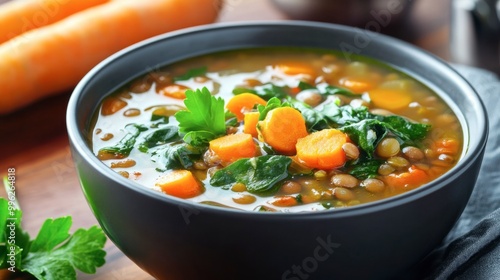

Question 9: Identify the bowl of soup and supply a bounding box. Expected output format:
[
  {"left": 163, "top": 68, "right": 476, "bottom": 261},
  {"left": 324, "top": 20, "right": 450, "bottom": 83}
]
[{"left": 67, "top": 22, "right": 488, "bottom": 280}]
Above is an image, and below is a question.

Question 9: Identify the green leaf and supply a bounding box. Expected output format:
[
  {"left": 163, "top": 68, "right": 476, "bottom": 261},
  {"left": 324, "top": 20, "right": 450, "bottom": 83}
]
[
  {"left": 138, "top": 126, "right": 180, "bottom": 152},
  {"left": 318, "top": 103, "right": 371, "bottom": 126},
  {"left": 173, "top": 66, "right": 207, "bottom": 81},
  {"left": 287, "top": 97, "right": 329, "bottom": 131},
  {"left": 29, "top": 217, "right": 72, "bottom": 253},
  {"left": 298, "top": 82, "right": 356, "bottom": 97},
  {"left": 98, "top": 124, "right": 148, "bottom": 157},
  {"left": 22, "top": 225, "right": 106, "bottom": 280},
  {"left": 257, "top": 97, "right": 290, "bottom": 121},
  {"left": 154, "top": 144, "right": 196, "bottom": 170},
  {"left": 175, "top": 87, "right": 226, "bottom": 147},
  {"left": 340, "top": 119, "right": 387, "bottom": 157},
  {"left": 210, "top": 155, "right": 292, "bottom": 194},
  {"left": 348, "top": 158, "right": 383, "bottom": 179},
  {"left": 233, "top": 83, "right": 288, "bottom": 100},
  {"left": 374, "top": 115, "right": 431, "bottom": 141},
  {"left": 321, "top": 85, "right": 357, "bottom": 97}
]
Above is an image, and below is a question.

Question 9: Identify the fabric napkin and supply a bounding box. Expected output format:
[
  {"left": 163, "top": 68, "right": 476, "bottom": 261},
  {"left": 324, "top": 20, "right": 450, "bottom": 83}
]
[{"left": 409, "top": 65, "right": 500, "bottom": 279}]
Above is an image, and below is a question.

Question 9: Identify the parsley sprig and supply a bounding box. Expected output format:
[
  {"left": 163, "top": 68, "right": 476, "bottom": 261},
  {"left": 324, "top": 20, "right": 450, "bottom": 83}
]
[
  {"left": 1, "top": 177, "right": 107, "bottom": 279},
  {"left": 175, "top": 87, "right": 226, "bottom": 147}
]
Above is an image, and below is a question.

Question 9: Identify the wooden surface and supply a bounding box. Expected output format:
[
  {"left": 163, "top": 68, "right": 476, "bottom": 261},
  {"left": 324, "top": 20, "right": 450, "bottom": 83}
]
[{"left": 0, "top": 0, "right": 453, "bottom": 279}]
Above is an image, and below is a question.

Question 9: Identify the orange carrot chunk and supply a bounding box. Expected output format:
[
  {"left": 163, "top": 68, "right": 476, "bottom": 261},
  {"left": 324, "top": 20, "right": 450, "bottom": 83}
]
[
  {"left": 368, "top": 88, "right": 412, "bottom": 111},
  {"left": 157, "top": 84, "right": 190, "bottom": 99},
  {"left": 226, "top": 93, "right": 267, "bottom": 121},
  {"left": 0, "top": 0, "right": 221, "bottom": 114},
  {"left": 275, "top": 63, "right": 317, "bottom": 78},
  {"left": 269, "top": 196, "right": 298, "bottom": 207},
  {"left": 243, "top": 111, "right": 260, "bottom": 138},
  {"left": 435, "top": 138, "right": 460, "bottom": 155},
  {"left": 156, "top": 170, "right": 202, "bottom": 199},
  {"left": 339, "top": 76, "right": 376, "bottom": 93},
  {"left": 296, "top": 129, "right": 348, "bottom": 170},
  {"left": 258, "top": 107, "right": 308, "bottom": 155},
  {"left": 209, "top": 133, "right": 257, "bottom": 163},
  {"left": 0, "top": 0, "right": 110, "bottom": 44},
  {"left": 384, "top": 165, "right": 430, "bottom": 189}
]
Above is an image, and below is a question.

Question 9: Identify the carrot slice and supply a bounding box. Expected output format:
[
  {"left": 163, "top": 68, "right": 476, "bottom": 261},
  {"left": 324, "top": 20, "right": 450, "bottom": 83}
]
[
  {"left": 156, "top": 170, "right": 202, "bottom": 198},
  {"left": 226, "top": 93, "right": 267, "bottom": 121},
  {"left": 209, "top": 133, "right": 257, "bottom": 163},
  {"left": 384, "top": 165, "right": 429, "bottom": 189},
  {"left": 269, "top": 196, "right": 298, "bottom": 207},
  {"left": 243, "top": 111, "right": 260, "bottom": 138},
  {"left": 339, "top": 76, "right": 376, "bottom": 93},
  {"left": 296, "top": 129, "right": 348, "bottom": 170},
  {"left": 258, "top": 107, "right": 308, "bottom": 155},
  {"left": 276, "top": 63, "right": 316, "bottom": 78},
  {"left": 0, "top": 0, "right": 110, "bottom": 44},
  {"left": 157, "top": 84, "right": 190, "bottom": 99},
  {"left": 368, "top": 88, "right": 412, "bottom": 111},
  {"left": 435, "top": 138, "right": 460, "bottom": 155},
  {"left": 0, "top": 0, "right": 221, "bottom": 114}
]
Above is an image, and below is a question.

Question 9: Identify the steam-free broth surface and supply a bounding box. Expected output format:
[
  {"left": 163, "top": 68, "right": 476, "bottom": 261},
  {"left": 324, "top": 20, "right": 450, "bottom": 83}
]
[{"left": 91, "top": 48, "right": 463, "bottom": 212}]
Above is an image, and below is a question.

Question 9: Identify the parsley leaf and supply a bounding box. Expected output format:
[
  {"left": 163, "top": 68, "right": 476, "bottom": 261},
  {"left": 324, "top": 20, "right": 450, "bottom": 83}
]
[
  {"left": 1, "top": 178, "right": 107, "bottom": 280},
  {"left": 175, "top": 87, "right": 226, "bottom": 147},
  {"left": 22, "top": 218, "right": 106, "bottom": 279}
]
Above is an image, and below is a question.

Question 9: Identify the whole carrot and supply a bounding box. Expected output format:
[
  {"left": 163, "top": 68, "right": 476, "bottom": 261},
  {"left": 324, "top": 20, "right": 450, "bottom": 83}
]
[
  {"left": 0, "top": 0, "right": 221, "bottom": 114},
  {"left": 0, "top": 0, "right": 110, "bottom": 44}
]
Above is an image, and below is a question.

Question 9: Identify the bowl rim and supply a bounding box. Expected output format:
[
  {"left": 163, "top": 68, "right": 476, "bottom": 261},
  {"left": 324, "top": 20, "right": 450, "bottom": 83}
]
[{"left": 66, "top": 20, "right": 489, "bottom": 219}]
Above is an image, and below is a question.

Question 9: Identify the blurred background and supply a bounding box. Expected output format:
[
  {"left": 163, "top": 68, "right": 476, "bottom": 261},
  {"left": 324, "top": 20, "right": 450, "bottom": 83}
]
[{"left": 220, "top": 0, "right": 500, "bottom": 74}]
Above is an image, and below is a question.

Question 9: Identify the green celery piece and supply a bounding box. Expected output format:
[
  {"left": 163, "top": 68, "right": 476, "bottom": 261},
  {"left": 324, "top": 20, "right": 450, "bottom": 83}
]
[
  {"left": 210, "top": 155, "right": 292, "bottom": 194},
  {"left": 175, "top": 87, "right": 226, "bottom": 147},
  {"left": 22, "top": 217, "right": 106, "bottom": 280},
  {"left": 173, "top": 66, "right": 207, "bottom": 82}
]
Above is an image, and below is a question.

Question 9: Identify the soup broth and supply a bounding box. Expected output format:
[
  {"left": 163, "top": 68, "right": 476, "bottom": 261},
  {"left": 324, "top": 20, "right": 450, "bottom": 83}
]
[{"left": 91, "top": 48, "right": 463, "bottom": 212}]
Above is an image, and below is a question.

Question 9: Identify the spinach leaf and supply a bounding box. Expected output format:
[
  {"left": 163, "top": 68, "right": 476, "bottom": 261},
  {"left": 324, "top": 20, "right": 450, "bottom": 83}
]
[
  {"left": 138, "top": 126, "right": 180, "bottom": 152},
  {"left": 347, "top": 158, "right": 383, "bottom": 179},
  {"left": 340, "top": 119, "right": 387, "bottom": 157},
  {"left": 319, "top": 103, "right": 371, "bottom": 126},
  {"left": 175, "top": 87, "right": 226, "bottom": 147},
  {"left": 233, "top": 83, "right": 288, "bottom": 100},
  {"left": 286, "top": 97, "right": 329, "bottom": 131},
  {"left": 374, "top": 115, "right": 430, "bottom": 141},
  {"left": 321, "top": 85, "right": 357, "bottom": 97},
  {"left": 98, "top": 124, "right": 148, "bottom": 158},
  {"left": 173, "top": 66, "right": 207, "bottom": 81},
  {"left": 210, "top": 155, "right": 292, "bottom": 194},
  {"left": 298, "top": 81, "right": 356, "bottom": 97},
  {"left": 153, "top": 144, "right": 196, "bottom": 170}
]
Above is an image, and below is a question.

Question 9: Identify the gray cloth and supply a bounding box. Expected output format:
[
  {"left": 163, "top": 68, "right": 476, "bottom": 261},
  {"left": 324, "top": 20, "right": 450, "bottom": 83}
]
[{"left": 411, "top": 65, "right": 500, "bottom": 279}]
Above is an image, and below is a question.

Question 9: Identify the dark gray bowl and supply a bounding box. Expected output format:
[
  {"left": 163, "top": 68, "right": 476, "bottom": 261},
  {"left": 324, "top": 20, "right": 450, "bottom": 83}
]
[{"left": 67, "top": 22, "right": 488, "bottom": 280}]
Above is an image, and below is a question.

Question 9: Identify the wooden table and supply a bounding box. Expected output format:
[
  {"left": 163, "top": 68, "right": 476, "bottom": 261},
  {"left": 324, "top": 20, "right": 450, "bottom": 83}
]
[{"left": 0, "top": 0, "right": 453, "bottom": 279}]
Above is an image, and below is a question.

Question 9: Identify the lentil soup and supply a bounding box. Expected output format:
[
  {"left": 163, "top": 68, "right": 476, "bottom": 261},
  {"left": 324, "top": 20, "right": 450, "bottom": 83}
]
[{"left": 90, "top": 48, "right": 463, "bottom": 212}]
